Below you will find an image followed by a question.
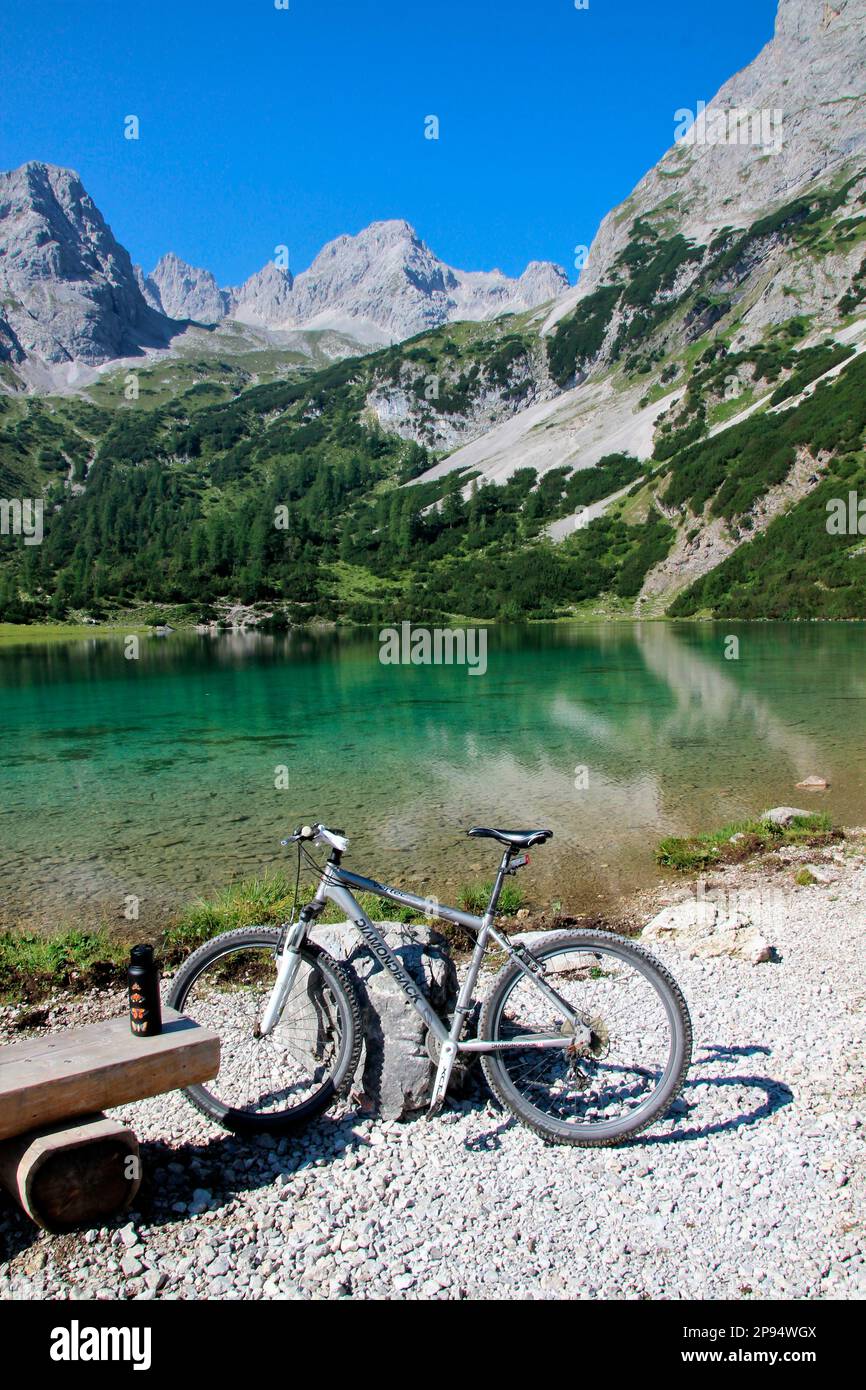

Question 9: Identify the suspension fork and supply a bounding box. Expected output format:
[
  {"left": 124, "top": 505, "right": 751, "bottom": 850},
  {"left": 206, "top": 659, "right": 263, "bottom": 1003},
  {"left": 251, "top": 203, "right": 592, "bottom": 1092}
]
[{"left": 258, "top": 873, "right": 329, "bottom": 1037}]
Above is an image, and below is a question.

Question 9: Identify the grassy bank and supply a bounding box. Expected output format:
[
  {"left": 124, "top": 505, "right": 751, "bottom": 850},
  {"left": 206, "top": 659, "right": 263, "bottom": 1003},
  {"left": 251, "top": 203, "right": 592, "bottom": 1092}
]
[
  {"left": 0, "top": 872, "right": 524, "bottom": 1003},
  {"left": 656, "top": 811, "right": 837, "bottom": 871},
  {"left": 0, "top": 814, "right": 840, "bottom": 1001},
  {"left": 0, "top": 622, "right": 151, "bottom": 648},
  {"left": 0, "top": 927, "right": 129, "bottom": 1002}
]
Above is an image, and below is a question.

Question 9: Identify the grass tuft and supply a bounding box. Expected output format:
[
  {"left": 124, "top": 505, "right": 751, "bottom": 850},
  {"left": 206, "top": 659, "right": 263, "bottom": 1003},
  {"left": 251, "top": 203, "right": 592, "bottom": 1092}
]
[
  {"left": 0, "top": 872, "right": 435, "bottom": 1003},
  {"left": 163, "top": 872, "right": 424, "bottom": 955},
  {"left": 656, "top": 813, "right": 835, "bottom": 872},
  {"left": 458, "top": 881, "right": 524, "bottom": 915},
  {"left": 0, "top": 927, "right": 126, "bottom": 1001}
]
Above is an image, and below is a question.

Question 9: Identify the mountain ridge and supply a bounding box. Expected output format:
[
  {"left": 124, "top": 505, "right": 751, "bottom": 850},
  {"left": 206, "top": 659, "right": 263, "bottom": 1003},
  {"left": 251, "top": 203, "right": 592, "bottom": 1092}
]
[
  {"left": 139, "top": 218, "right": 569, "bottom": 343},
  {"left": 0, "top": 165, "right": 569, "bottom": 385},
  {"left": 1, "top": 0, "right": 865, "bottom": 629},
  {"left": 547, "top": 0, "right": 866, "bottom": 333}
]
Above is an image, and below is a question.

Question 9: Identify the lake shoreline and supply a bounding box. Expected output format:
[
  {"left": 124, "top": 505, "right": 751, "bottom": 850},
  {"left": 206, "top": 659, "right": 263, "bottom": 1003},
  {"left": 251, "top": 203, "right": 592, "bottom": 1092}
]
[
  {"left": 0, "top": 813, "right": 847, "bottom": 1004},
  {"left": 2, "top": 621, "right": 862, "bottom": 947},
  {"left": 4, "top": 612, "right": 866, "bottom": 652}
]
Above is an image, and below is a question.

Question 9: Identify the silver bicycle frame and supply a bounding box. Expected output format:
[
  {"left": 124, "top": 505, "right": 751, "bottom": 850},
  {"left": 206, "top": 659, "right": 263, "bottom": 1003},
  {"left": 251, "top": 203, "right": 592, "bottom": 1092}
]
[{"left": 259, "top": 846, "right": 592, "bottom": 1111}]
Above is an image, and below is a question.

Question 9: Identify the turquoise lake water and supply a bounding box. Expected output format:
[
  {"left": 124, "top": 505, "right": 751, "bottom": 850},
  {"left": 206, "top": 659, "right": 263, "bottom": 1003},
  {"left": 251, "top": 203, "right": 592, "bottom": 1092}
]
[{"left": 0, "top": 622, "right": 863, "bottom": 933}]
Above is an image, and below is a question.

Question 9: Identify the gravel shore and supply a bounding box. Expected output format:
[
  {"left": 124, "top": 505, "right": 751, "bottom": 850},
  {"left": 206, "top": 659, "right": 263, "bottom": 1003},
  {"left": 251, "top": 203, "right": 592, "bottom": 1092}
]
[{"left": 1, "top": 840, "right": 864, "bottom": 1301}]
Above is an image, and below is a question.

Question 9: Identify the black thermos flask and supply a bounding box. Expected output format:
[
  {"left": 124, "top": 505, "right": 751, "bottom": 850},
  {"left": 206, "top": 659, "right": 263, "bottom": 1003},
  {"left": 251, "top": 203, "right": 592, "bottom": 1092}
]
[{"left": 128, "top": 943, "right": 162, "bottom": 1037}]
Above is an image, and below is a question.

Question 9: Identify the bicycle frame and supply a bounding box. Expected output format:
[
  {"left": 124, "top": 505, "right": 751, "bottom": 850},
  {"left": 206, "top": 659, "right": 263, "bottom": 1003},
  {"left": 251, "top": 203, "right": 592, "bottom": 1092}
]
[{"left": 259, "top": 846, "right": 592, "bottom": 1113}]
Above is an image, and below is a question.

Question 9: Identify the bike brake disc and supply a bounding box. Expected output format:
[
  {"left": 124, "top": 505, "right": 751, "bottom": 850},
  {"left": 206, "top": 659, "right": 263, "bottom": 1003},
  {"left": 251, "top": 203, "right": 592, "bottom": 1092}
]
[{"left": 560, "top": 1014, "right": 610, "bottom": 1059}]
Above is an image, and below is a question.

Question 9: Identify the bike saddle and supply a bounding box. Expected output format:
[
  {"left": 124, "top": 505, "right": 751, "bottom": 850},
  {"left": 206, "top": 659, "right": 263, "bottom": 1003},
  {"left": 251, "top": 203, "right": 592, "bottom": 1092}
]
[{"left": 467, "top": 827, "right": 553, "bottom": 849}]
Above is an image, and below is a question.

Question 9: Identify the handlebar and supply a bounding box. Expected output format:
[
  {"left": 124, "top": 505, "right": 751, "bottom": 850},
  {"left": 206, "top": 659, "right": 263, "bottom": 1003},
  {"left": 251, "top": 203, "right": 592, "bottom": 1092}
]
[{"left": 281, "top": 823, "right": 349, "bottom": 854}]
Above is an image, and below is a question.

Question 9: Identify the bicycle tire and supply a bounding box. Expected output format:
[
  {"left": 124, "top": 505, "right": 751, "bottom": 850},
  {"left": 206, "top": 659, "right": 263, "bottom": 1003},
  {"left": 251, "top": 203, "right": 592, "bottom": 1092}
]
[
  {"left": 167, "top": 926, "right": 363, "bottom": 1135},
  {"left": 479, "top": 929, "right": 692, "bottom": 1147}
]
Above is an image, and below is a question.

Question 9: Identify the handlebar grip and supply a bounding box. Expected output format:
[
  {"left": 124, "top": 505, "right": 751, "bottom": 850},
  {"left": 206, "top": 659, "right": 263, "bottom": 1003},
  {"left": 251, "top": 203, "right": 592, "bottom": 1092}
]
[
  {"left": 281, "top": 823, "right": 348, "bottom": 852},
  {"left": 281, "top": 823, "right": 316, "bottom": 847}
]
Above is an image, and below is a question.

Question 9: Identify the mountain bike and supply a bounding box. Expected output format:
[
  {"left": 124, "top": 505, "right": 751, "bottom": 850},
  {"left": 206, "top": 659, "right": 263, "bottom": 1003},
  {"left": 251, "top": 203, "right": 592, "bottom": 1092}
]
[{"left": 168, "top": 822, "right": 692, "bottom": 1146}]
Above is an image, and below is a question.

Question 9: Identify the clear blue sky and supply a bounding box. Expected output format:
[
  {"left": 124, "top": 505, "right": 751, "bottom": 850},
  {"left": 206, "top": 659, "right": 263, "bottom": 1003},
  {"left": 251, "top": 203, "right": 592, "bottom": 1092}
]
[{"left": 0, "top": 0, "right": 778, "bottom": 286}]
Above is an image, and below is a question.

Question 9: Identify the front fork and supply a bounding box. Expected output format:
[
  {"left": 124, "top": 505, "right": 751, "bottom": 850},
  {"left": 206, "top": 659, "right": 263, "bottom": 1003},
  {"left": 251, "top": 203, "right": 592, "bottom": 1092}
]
[
  {"left": 258, "top": 872, "right": 329, "bottom": 1037},
  {"left": 258, "top": 917, "right": 309, "bottom": 1036}
]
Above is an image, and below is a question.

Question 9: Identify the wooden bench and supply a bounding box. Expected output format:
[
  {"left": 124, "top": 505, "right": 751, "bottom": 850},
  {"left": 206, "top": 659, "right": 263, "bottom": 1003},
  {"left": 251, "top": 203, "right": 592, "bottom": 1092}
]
[{"left": 0, "top": 1009, "right": 219, "bottom": 1231}]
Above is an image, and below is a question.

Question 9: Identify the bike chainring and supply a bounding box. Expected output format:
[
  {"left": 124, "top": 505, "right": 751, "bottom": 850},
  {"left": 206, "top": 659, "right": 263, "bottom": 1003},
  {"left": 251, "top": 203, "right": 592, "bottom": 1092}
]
[{"left": 425, "top": 1004, "right": 479, "bottom": 1088}]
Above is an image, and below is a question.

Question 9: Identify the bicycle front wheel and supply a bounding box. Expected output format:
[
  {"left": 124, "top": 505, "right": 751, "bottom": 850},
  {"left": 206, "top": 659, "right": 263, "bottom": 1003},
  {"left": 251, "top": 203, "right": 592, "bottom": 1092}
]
[
  {"left": 479, "top": 929, "right": 691, "bottom": 1146},
  {"left": 167, "top": 927, "right": 362, "bottom": 1135}
]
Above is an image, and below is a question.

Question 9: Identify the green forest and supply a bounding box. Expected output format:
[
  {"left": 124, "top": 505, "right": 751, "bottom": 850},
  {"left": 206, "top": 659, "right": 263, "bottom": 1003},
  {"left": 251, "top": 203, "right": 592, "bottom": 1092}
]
[
  {"left": 0, "top": 341, "right": 669, "bottom": 624},
  {"left": 669, "top": 354, "right": 866, "bottom": 620},
  {"left": 1, "top": 327, "right": 865, "bottom": 625},
  {"left": 1, "top": 170, "right": 865, "bottom": 628}
]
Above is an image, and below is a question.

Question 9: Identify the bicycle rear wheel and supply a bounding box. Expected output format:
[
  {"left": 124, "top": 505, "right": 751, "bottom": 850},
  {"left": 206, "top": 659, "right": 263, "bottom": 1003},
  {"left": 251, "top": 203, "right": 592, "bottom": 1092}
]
[
  {"left": 167, "top": 927, "right": 362, "bottom": 1135},
  {"left": 479, "top": 929, "right": 691, "bottom": 1146}
]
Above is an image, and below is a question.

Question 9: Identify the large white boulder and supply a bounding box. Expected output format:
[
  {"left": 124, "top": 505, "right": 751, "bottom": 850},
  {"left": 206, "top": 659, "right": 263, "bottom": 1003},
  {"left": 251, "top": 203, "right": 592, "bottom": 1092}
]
[{"left": 643, "top": 899, "right": 773, "bottom": 964}]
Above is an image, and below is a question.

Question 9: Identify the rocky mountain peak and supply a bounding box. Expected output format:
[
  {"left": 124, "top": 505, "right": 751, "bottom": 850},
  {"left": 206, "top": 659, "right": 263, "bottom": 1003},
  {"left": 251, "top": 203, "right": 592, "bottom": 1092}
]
[
  {"left": 1, "top": 161, "right": 120, "bottom": 283},
  {"left": 0, "top": 160, "right": 170, "bottom": 371},
  {"left": 145, "top": 252, "right": 229, "bottom": 324},
  {"left": 547, "top": 0, "right": 866, "bottom": 330},
  {"left": 229, "top": 261, "right": 295, "bottom": 327},
  {"left": 221, "top": 220, "right": 567, "bottom": 339},
  {"left": 0, "top": 158, "right": 569, "bottom": 374},
  {"left": 515, "top": 261, "right": 572, "bottom": 305}
]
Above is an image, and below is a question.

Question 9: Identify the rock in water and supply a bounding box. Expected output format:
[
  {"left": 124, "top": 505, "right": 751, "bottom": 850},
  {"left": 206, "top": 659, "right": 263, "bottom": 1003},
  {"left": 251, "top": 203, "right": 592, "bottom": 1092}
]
[{"left": 310, "top": 922, "right": 458, "bottom": 1119}]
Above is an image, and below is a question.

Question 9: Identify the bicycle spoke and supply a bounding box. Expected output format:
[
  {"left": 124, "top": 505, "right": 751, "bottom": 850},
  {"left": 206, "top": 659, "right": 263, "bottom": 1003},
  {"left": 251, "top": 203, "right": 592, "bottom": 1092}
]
[
  {"left": 490, "top": 940, "right": 679, "bottom": 1135},
  {"left": 179, "top": 944, "right": 349, "bottom": 1119}
]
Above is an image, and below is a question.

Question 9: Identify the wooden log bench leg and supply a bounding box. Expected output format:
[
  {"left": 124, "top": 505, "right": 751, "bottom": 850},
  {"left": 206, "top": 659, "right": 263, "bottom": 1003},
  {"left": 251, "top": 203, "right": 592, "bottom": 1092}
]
[{"left": 0, "top": 1112, "right": 141, "bottom": 1232}]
